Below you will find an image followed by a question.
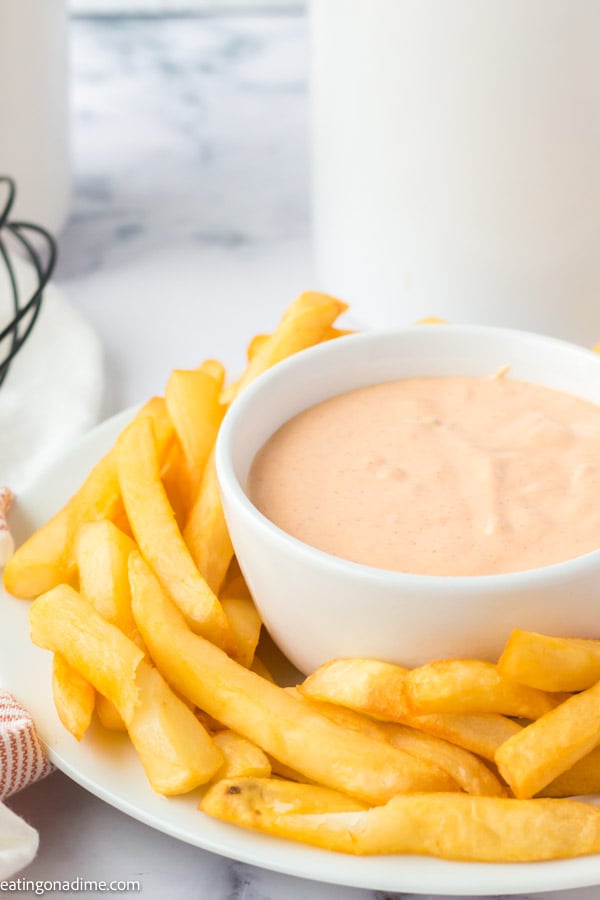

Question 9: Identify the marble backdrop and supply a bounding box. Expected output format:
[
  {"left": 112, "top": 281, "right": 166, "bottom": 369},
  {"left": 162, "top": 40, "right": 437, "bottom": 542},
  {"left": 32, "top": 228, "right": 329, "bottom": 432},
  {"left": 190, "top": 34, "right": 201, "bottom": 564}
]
[{"left": 60, "top": 13, "right": 315, "bottom": 415}]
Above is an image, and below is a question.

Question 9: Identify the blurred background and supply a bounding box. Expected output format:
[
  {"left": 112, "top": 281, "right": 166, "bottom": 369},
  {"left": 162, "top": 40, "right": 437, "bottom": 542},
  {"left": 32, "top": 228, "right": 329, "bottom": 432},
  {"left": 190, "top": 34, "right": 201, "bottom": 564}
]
[
  {"left": 1, "top": 0, "right": 311, "bottom": 419},
  {"left": 2, "top": 0, "right": 598, "bottom": 428}
]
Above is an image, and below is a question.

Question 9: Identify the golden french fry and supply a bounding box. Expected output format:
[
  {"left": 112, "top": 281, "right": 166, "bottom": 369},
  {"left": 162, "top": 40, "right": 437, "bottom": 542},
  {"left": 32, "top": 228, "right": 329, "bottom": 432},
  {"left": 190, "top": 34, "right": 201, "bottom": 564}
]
[
  {"left": 299, "top": 658, "right": 410, "bottom": 720},
  {"left": 322, "top": 326, "right": 355, "bottom": 341},
  {"left": 404, "top": 660, "right": 568, "bottom": 718},
  {"left": 165, "top": 363, "right": 225, "bottom": 505},
  {"left": 495, "top": 680, "right": 600, "bottom": 799},
  {"left": 96, "top": 694, "right": 127, "bottom": 732},
  {"left": 128, "top": 552, "right": 458, "bottom": 804},
  {"left": 382, "top": 723, "right": 507, "bottom": 798},
  {"left": 76, "top": 519, "right": 144, "bottom": 733},
  {"left": 267, "top": 758, "right": 315, "bottom": 784},
  {"left": 416, "top": 316, "right": 447, "bottom": 325},
  {"left": 4, "top": 397, "right": 173, "bottom": 599},
  {"left": 540, "top": 745, "right": 600, "bottom": 798},
  {"left": 498, "top": 629, "right": 600, "bottom": 692},
  {"left": 202, "top": 780, "right": 600, "bottom": 861},
  {"left": 116, "top": 416, "right": 232, "bottom": 652},
  {"left": 289, "top": 688, "right": 505, "bottom": 797},
  {"left": 185, "top": 291, "right": 347, "bottom": 593},
  {"left": 298, "top": 657, "right": 522, "bottom": 761},
  {"left": 234, "top": 291, "right": 348, "bottom": 399},
  {"left": 286, "top": 687, "right": 389, "bottom": 739},
  {"left": 127, "top": 661, "right": 223, "bottom": 795},
  {"left": 202, "top": 778, "right": 366, "bottom": 836},
  {"left": 210, "top": 730, "right": 272, "bottom": 781},
  {"left": 29, "top": 585, "right": 144, "bottom": 723},
  {"left": 76, "top": 520, "right": 139, "bottom": 639},
  {"left": 160, "top": 440, "right": 190, "bottom": 528},
  {"left": 30, "top": 583, "right": 222, "bottom": 793},
  {"left": 399, "top": 712, "right": 523, "bottom": 763},
  {"left": 219, "top": 573, "right": 262, "bottom": 668},
  {"left": 183, "top": 451, "right": 233, "bottom": 595},
  {"left": 51, "top": 653, "right": 95, "bottom": 741},
  {"left": 246, "top": 326, "right": 353, "bottom": 363},
  {"left": 246, "top": 333, "right": 269, "bottom": 361}
]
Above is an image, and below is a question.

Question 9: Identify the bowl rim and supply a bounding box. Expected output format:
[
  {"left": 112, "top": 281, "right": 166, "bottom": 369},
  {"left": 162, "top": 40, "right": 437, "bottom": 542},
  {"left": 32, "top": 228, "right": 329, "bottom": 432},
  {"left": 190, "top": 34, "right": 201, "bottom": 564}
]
[{"left": 216, "top": 323, "right": 600, "bottom": 588}]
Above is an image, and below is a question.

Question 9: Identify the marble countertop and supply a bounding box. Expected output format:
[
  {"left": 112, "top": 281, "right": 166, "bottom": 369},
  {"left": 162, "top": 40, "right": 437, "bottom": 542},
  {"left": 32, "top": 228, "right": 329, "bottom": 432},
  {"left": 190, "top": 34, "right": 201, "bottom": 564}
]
[{"left": 5, "top": 11, "right": 600, "bottom": 900}]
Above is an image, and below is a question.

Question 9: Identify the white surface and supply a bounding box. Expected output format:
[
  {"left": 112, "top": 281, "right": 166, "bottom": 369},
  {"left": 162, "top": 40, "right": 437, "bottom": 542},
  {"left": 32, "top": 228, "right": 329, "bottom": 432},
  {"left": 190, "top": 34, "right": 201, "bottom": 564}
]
[
  {"left": 0, "top": 256, "right": 103, "bottom": 491},
  {"left": 2, "top": 409, "right": 600, "bottom": 895},
  {"left": 4, "top": 14, "right": 598, "bottom": 900},
  {"left": 311, "top": 0, "right": 600, "bottom": 343}
]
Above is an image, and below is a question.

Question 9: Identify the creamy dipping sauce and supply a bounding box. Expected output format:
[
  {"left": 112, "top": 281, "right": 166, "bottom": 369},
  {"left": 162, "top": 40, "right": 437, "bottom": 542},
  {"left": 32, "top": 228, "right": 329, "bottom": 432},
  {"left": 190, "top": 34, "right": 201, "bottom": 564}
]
[{"left": 247, "top": 376, "right": 600, "bottom": 576}]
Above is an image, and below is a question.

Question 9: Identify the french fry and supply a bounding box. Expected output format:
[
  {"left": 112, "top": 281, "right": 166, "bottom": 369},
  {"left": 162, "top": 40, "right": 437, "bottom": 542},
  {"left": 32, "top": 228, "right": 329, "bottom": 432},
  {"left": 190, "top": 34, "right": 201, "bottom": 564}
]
[
  {"left": 233, "top": 291, "right": 348, "bottom": 400},
  {"left": 298, "top": 657, "right": 523, "bottom": 761},
  {"left": 219, "top": 573, "right": 262, "bottom": 668},
  {"left": 183, "top": 451, "right": 233, "bottom": 595},
  {"left": 495, "top": 679, "right": 600, "bottom": 799},
  {"left": 51, "top": 653, "right": 95, "bottom": 741},
  {"left": 128, "top": 552, "right": 458, "bottom": 804},
  {"left": 202, "top": 778, "right": 366, "bottom": 836},
  {"left": 75, "top": 519, "right": 145, "bottom": 731},
  {"left": 29, "top": 585, "right": 144, "bottom": 723},
  {"left": 540, "top": 745, "right": 600, "bottom": 798},
  {"left": 299, "top": 658, "right": 410, "bottom": 720},
  {"left": 127, "top": 661, "right": 223, "bottom": 795},
  {"left": 76, "top": 520, "right": 139, "bottom": 639},
  {"left": 4, "top": 397, "right": 173, "bottom": 599},
  {"left": 498, "top": 629, "right": 600, "bottom": 692},
  {"left": 289, "top": 689, "right": 506, "bottom": 797},
  {"left": 29, "top": 584, "right": 223, "bottom": 794},
  {"left": 267, "top": 758, "right": 315, "bottom": 784},
  {"left": 210, "top": 730, "right": 272, "bottom": 781},
  {"left": 382, "top": 724, "right": 507, "bottom": 797},
  {"left": 165, "top": 362, "right": 225, "bottom": 506},
  {"left": 96, "top": 694, "right": 127, "bottom": 732},
  {"left": 202, "top": 780, "right": 600, "bottom": 861},
  {"left": 399, "top": 712, "right": 523, "bottom": 763},
  {"left": 404, "top": 660, "right": 568, "bottom": 718},
  {"left": 285, "top": 687, "right": 389, "bottom": 740},
  {"left": 160, "top": 441, "right": 190, "bottom": 529},
  {"left": 185, "top": 291, "right": 347, "bottom": 593},
  {"left": 116, "top": 416, "right": 233, "bottom": 652},
  {"left": 246, "top": 326, "right": 353, "bottom": 363}
]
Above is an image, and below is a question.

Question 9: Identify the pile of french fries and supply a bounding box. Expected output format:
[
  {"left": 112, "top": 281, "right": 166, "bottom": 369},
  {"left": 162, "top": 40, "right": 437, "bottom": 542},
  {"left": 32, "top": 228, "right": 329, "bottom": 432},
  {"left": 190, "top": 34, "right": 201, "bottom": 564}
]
[{"left": 6, "top": 292, "right": 600, "bottom": 862}]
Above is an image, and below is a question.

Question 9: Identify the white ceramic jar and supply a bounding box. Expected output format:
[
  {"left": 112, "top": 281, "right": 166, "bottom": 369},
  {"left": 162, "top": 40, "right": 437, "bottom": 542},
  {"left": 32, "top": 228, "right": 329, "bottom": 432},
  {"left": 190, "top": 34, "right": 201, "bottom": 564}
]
[
  {"left": 311, "top": 0, "right": 600, "bottom": 343},
  {"left": 0, "top": 0, "right": 71, "bottom": 234}
]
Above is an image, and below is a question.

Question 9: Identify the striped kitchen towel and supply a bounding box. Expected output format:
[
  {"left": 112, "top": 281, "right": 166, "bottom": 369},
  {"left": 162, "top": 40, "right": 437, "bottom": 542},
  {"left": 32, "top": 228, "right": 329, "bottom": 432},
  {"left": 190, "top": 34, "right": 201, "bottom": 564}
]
[
  {"left": 0, "top": 690, "right": 53, "bottom": 800},
  {"left": 0, "top": 691, "right": 52, "bottom": 878}
]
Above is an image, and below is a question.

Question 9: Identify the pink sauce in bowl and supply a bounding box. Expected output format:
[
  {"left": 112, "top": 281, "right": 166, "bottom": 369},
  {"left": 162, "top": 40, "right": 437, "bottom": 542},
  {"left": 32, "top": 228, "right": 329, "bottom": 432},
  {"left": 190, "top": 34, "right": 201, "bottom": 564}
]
[{"left": 248, "top": 375, "right": 600, "bottom": 576}]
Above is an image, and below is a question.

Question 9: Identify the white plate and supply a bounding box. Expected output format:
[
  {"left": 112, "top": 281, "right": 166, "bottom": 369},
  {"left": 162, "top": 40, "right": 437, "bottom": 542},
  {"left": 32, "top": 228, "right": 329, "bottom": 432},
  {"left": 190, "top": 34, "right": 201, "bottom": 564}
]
[{"left": 2, "top": 409, "right": 600, "bottom": 896}]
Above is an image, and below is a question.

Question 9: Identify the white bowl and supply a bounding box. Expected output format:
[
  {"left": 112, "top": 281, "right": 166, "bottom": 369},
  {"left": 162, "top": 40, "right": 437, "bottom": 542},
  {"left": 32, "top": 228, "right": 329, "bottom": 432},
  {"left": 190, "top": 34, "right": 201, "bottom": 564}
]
[{"left": 216, "top": 325, "right": 600, "bottom": 674}]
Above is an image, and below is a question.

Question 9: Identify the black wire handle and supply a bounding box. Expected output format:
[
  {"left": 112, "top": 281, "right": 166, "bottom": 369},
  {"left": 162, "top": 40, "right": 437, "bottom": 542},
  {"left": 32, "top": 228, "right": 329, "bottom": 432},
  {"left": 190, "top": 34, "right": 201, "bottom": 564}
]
[{"left": 0, "top": 176, "right": 58, "bottom": 387}]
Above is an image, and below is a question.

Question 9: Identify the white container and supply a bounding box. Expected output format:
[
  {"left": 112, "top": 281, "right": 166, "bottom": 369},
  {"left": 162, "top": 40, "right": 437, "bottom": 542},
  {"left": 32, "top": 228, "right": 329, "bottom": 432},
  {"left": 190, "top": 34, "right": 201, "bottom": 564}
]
[
  {"left": 311, "top": 0, "right": 600, "bottom": 344},
  {"left": 217, "top": 325, "right": 600, "bottom": 674},
  {"left": 0, "top": 0, "right": 70, "bottom": 234}
]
